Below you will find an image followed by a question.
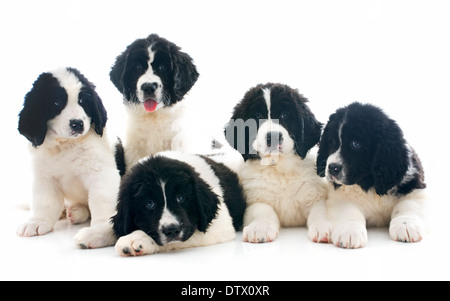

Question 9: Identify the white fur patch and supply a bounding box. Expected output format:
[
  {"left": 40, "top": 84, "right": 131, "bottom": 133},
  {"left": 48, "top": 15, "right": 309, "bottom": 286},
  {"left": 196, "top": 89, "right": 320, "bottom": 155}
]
[{"left": 136, "top": 47, "right": 163, "bottom": 107}]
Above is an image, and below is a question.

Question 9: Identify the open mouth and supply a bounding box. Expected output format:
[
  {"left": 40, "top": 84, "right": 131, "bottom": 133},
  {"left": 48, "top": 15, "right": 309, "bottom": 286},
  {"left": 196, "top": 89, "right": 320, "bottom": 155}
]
[{"left": 144, "top": 98, "right": 158, "bottom": 112}]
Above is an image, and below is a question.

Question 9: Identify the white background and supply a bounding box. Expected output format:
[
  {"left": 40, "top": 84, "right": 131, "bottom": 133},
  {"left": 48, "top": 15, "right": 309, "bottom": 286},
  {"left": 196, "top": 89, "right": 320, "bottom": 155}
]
[{"left": 0, "top": 0, "right": 449, "bottom": 281}]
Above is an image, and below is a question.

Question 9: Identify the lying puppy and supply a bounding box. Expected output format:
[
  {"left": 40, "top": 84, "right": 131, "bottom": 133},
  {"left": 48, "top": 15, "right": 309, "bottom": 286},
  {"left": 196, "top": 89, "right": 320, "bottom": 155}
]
[
  {"left": 112, "top": 151, "right": 246, "bottom": 256},
  {"left": 225, "top": 83, "right": 329, "bottom": 243},
  {"left": 317, "top": 102, "right": 427, "bottom": 248},
  {"left": 110, "top": 34, "right": 199, "bottom": 173},
  {"left": 17, "top": 67, "right": 121, "bottom": 248}
]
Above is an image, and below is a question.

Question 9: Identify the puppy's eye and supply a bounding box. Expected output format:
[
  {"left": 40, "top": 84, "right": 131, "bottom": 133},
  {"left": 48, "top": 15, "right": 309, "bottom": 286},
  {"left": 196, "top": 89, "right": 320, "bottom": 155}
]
[
  {"left": 158, "top": 65, "right": 167, "bottom": 73},
  {"left": 176, "top": 195, "right": 185, "bottom": 204},
  {"left": 78, "top": 99, "right": 84, "bottom": 105},
  {"left": 281, "top": 112, "right": 289, "bottom": 120},
  {"left": 135, "top": 64, "right": 145, "bottom": 72},
  {"left": 145, "top": 201, "right": 156, "bottom": 210},
  {"left": 255, "top": 113, "right": 263, "bottom": 119},
  {"left": 351, "top": 141, "right": 362, "bottom": 150},
  {"left": 54, "top": 99, "right": 63, "bottom": 107}
]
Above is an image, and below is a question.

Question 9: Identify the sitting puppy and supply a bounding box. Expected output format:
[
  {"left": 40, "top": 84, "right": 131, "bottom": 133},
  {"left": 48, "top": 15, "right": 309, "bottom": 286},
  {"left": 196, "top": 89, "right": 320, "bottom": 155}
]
[
  {"left": 17, "top": 67, "right": 121, "bottom": 249},
  {"left": 110, "top": 34, "right": 200, "bottom": 173},
  {"left": 316, "top": 102, "right": 427, "bottom": 248},
  {"left": 112, "top": 151, "right": 246, "bottom": 256},
  {"left": 225, "top": 83, "right": 329, "bottom": 243}
]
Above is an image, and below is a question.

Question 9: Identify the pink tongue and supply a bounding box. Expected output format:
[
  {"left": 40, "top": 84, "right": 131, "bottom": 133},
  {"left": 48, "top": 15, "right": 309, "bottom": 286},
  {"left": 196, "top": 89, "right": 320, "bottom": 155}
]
[{"left": 144, "top": 99, "right": 158, "bottom": 112}]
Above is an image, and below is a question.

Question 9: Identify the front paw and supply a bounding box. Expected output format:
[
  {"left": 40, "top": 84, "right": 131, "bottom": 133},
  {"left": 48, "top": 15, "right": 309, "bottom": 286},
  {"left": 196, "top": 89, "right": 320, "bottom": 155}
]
[
  {"left": 242, "top": 219, "right": 279, "bottom": 243},
  {"left": 115, "top": 230, "right": 159, "bottom": 256},
  {"left": 17, "top": 219, "right": 53, "bottom": 237},
  {"left": 308, "top": 221, "right": 332, "bottom": 243},
  {"left": 389, "top": 216, "right": 424, "bottom": 243},
  {"left": 331, "top": 222, "right": 367, "bottom": 249},
  {"left": 75, "top": 224, "right": 117, "bottom": 249}
]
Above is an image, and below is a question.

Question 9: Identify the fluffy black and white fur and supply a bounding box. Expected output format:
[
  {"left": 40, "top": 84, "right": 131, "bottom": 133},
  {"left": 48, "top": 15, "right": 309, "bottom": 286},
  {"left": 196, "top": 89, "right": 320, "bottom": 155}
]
[
  {"left": 225, "top": 83, "right": 330, "bottom": 243},
  {"left": 317, "top": 102, "right": 427, "bottom": 248},
  {"left": 111, "top": 151, "right": 246, "bottom": 256},
  {"left": 17, "top": 67, "right": 121, "bottom": 248},
  {"left": 110, "top": 34, "right": 199, "bottom": 173}
]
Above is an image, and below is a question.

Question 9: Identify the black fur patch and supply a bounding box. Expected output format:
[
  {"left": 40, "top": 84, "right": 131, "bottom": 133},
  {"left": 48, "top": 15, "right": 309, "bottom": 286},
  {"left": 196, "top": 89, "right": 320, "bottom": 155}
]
[{"left": 201, "top": 156, "right": 246, "bottom": 231}]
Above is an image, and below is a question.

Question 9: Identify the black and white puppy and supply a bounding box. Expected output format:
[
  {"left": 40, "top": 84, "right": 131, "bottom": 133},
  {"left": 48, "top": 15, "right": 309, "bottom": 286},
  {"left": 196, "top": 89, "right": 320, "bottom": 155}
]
[
  {"left": 110, "top": 34, "right": 199, "bottom": 173},
  {"left": 317, "top": 102, "right": 427, "bottom": 248},
  {"left": 225, "top": 83, "right": 330, "bottom": 244},
  {"left": 112, "top": 151, "right": 246, "bottom": 256},
  {"left": 17, "top": 67, "right": 121, "bottom": 248}
]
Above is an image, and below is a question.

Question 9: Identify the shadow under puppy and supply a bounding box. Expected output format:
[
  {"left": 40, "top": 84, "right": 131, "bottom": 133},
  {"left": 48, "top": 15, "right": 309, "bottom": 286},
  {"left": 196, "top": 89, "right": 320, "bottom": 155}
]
[
  {"left": 17, "top": 67, "right": 121, "bottom": 248},
  {"left": 317, "top": 102, "right": 427, "bottom": 248},
  {"left": 112, "top": 151, "right": 246, "bottom": 256},
  {"left": 225, "top": 83, "right": 330, "bottom": 243}
]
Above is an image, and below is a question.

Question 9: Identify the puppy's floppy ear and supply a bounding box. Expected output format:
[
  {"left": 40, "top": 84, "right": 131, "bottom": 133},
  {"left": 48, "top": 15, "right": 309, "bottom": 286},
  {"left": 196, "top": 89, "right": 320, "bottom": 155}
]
[
  {"left": 110, "top": 50, "right": 127, "bottom": 93},
  {"left": 193, "top": 176, "right": 219, "bottom": 232},
  {"left": 111, "top": 176, "right": 138, "bottom": 238},
  {"left": 18, "top": 72, "right": 66, "bottom": 147},
  {"left": 171, "top": 50, "right": 199, "bottom": 102},
  {"left": 224, "top": 115, "right": 256, "bottom": 162},
  {"left": 371, "top": 121, "right": 409, "bottom": 195},
  {"left": 89, "top": 92, "right": 107, "bottom": 136},
  {"left": 316, "top": 120, "right": 333, "bottom": 177},
  {"left": 224, "top": 95, "right": 261, "bottom": 162},
  {"left": 316, "top": 110, "right": 342, "bottom": 177},
  {"left": 295, "top": 98, "right": 322, "bottom": 158}
]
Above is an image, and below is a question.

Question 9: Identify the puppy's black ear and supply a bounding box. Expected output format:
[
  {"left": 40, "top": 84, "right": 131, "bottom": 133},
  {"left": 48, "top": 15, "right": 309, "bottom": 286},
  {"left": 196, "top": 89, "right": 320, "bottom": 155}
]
[
  {"left": 316, "top": 111, "right": 340, "bottom": 177},
  {"left": 172, "top": 50, "right": 199, "bottom": 102},
  {"left": 111, "top": 178, "right": 137, "bottom": 238},
  {"left": 110, "top": 50, "right": 127, "bottom": 93},
  {"left": 295, "top": 99, "right": 322, "bottom": 158},
  {"left": 316, "top": 122, "right": 332, "bottom": 177},
  {"left": 371, "top": 122, "right": 409, "bottom": 195},
  {"left": 193, "top": 176, "right": 219, "bottom": 232},
  {"left": 89, "top": 93, "right": 107, "bottom": 136},
  {"left": 224, "top": 100, "right": 259, "bottom": 162},
  {"left": 18, "top": 72, "right": 66, "bottom": 147}
]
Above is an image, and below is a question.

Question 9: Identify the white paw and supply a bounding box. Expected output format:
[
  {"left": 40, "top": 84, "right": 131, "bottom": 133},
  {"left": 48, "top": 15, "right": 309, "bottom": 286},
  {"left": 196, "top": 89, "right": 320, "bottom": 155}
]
[
  {"left": 389, "top": 216, "right": 424, "bottom": 243},
  {"left": 115, "top": 230, "right": 159, "bottom": 256},
  {"left": 67, "top": 205, "right": 90, "bottom": 224},
  {"left": 17, "top": 219, "right": 53, "bottom": 237},
  {"left": 308, "top": 221, "right": 332, "bottom": 243},
  {"left": 242, "top": 219, "right": 279, "bottom": 243},
  {"left": 331, "top": 222, "right": 367, "bottom": 249},
  {"left": 75, "top": 224, "right": 117, "bottom": 249}
]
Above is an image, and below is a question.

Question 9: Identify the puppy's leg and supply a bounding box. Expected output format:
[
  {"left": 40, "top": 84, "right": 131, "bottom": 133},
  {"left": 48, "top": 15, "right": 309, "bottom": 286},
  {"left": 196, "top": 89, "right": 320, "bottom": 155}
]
[
  {"left": 17, "top": 178, "right": 64, "bottom": 237},
  {"left": 329, "top": 202, "right": 367, "bottom": 249},
  {"left": 67, "top": 203, "right": 90, "bottom": 224},
  {"left": 115, "top": 230, "right": 160, "bottom": 256},
  {"left": 390, "top": 198, "right": 425, "bottom": 243},
  {"left": 242, "top": 203, "right": 280, "bottom": 243},
  {"left": 74, "top": 171, "right": 120, "bottom": 249},
  {"left": 307, "top": 199, "right": 332, "bottom": 243}
]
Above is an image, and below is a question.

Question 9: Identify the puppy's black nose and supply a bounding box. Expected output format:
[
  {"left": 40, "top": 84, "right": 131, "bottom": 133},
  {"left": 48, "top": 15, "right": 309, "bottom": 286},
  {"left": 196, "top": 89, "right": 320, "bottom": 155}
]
[
  {"left": 266, "top": 131, "right": 283, "bottom": 148},
  {"left": 141, "top": 82, "right": 158, "bottom": 95},
  {"left": 328, "top": 163, "right": 343, "bottom": 177},
  {"left": 162, "top": 224, "right": 181, "bottom": 239},
  {"left": 69, "top": 119, "right": 84, "bottom": 133}
]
